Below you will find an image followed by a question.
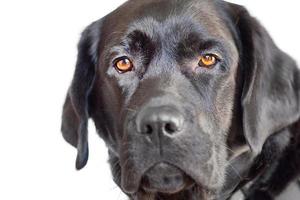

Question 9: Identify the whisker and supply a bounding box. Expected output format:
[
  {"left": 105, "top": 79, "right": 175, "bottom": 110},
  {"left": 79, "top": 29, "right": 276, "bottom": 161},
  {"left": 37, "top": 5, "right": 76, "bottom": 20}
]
[
  {"left": 125, "top": 108, "right": 138, "bottom": 113},
  {"left": 227, "top": 162, "right": 242, "bottom": 180}
]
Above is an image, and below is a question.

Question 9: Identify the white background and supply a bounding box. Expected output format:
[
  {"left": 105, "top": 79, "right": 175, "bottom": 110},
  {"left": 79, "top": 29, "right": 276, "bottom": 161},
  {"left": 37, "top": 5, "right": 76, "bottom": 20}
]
[{"left": 0, "top": 0, "right": 299, "bottom": 199}]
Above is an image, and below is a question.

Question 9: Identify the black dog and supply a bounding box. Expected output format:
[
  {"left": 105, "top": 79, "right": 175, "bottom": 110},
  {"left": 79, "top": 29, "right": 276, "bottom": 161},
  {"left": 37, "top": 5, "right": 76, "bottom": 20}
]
[{"left": 61, "top": 0, "right": 300, "bottom": 199}]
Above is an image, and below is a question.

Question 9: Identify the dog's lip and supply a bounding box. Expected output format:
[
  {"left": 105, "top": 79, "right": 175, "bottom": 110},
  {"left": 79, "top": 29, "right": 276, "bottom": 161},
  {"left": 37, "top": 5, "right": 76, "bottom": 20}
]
[
  {"left": 141, "top": 177, "right": 195, "bottom": 195},
  {"left": 140, "top": 162, "right": 195, "bottom": 194},
  {"left": 121, "top": 168, "right": 143, "bottom": 194},
  {"left": 120, "top": 158, "right": 219, "bottom": 195},
  {"left": 121, "top": 162, "right": 197, "bottom": 195}
]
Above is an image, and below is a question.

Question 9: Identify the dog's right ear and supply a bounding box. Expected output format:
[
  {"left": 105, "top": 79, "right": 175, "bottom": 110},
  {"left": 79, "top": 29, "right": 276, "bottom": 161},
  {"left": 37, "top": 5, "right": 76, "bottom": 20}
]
[
  {"left": 225, "top": 2, "right": 300, "bottom": 155},
  {"left": 61, "top": 20, "right": 103, "bottom": 170}
]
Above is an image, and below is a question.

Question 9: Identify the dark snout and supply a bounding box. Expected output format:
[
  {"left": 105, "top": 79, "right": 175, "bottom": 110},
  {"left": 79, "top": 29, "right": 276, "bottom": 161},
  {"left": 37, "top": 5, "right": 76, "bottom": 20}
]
[
  {"left": 135, "top": 106, "right": 193, "bottom": 193},
  {"left": 120, "top": 76, "right": 217, "bottom": 195}
]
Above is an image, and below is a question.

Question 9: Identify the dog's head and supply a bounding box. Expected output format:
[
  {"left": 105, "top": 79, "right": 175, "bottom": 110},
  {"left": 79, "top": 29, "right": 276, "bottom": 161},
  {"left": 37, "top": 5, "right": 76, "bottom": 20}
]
[{"left": 61, "top": 0, "right": 300, "bottom": 199}]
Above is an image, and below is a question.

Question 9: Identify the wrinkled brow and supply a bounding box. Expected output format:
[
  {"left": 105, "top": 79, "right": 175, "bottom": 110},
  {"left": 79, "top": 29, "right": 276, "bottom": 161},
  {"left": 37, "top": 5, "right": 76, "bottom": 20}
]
[
  {"left": 126, "top": 30, "right": 156, "bottom": 53},
  {"left": 177, "top": 32, "right": 227, "bottom": 58},
  {"left": 122, "top": 30, "right": 157, "bottom": 65}
]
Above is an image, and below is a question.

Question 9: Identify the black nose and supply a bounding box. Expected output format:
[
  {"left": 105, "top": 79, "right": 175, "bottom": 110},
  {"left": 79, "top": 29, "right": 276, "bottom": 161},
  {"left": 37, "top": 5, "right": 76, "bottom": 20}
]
[{"left": 137, "top": 106, "right": 184, "bottom": 136}]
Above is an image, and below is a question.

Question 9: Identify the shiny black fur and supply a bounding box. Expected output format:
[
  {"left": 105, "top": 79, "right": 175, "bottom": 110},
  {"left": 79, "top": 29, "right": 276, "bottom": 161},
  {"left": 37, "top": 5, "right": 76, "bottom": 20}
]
[{"left": 61, "top": 0, "right": 300, "bottom": 199}]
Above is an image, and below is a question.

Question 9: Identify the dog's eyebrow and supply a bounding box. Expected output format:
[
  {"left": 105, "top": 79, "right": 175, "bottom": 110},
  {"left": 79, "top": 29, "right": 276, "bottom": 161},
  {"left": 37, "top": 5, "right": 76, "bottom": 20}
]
[
  {"left": 126, "top": 30, "right": 154, "bottom": 53},
  {"left": 178, "top": 36, "right": 226, "bottom": 60},
  {"left": 198, "top": 39, "right": 225, "bottom": 51},
  {"left": 179, "top": 31, "right": 225, "bottom": 50},
  {"left": 121, "top": 30, "right": 156, "bottom": 65}
]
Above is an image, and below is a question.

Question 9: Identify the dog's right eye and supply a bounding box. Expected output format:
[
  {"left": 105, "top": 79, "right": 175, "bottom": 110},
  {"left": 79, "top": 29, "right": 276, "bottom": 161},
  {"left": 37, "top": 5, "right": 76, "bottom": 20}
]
[
  {"left": 198, "top": 54, "right": 219, "bottom": 69},
  {"left": 114, "top": 57, "right": 134, "bottom": 73}
]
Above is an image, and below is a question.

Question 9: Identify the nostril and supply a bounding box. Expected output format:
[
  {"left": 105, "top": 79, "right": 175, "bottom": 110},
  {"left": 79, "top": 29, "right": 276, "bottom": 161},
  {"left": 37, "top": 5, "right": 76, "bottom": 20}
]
[
  {"left": 163, "top": 176, "right": 170, "bottom": 184},
  {"left": 142, "top": 124, "right": 153, "bottom": 135},
  {"left": 137, "top": 106, "right": 184, "bottom": 136},
  {"left": 145, "top": 124, "right": 153, "bottom": 135},
  {"left": 164, "top": 122, "right": 178, "bottom": 134}
]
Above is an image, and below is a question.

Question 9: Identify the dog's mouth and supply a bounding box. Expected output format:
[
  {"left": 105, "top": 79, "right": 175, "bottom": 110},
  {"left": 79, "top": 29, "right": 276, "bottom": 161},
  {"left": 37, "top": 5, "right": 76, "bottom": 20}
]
[{"left": 140, "top": 162, "right": 195, "bottom": 194}]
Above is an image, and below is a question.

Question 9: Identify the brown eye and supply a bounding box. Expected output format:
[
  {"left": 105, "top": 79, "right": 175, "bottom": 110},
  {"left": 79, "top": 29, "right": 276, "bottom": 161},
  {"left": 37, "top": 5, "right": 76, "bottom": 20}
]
[
  {"left": 114, "top": 57, "right": 133, "bottom": 73},
  {"left": 198, "top": 54, "right": 218, "bottom": 68}
]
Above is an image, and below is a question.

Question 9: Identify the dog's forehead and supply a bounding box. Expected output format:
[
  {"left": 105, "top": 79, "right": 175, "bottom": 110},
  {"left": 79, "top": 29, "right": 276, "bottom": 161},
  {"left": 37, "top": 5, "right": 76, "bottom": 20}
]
[
  {"left": 107, "top": 0, "right": 232, "bottom": 40},
  {"left": 101, "top": 0, "right": 237, "bottom": 58}
]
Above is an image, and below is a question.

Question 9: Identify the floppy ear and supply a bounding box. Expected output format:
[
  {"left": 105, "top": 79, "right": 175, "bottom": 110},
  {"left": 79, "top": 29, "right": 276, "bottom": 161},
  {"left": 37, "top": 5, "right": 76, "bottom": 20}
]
[
  {"left": 61, "top": 20, "right": 103, "bottom": 170},
  {"left": 233, "top": 5, "right": 300, "bottom": 155}
]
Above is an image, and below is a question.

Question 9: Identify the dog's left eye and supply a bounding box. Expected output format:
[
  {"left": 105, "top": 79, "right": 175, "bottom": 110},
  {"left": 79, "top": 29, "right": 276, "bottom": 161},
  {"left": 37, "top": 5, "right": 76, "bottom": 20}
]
[
  {"left": 114, "top": 57, "right": 134, "bottom": 73},
  {"left": 198, "top": 54, "right": 219, "bottom": 68}
]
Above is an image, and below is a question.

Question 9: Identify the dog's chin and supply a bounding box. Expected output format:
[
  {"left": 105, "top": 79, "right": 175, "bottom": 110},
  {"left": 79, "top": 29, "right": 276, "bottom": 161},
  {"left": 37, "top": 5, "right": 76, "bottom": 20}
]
[{"left": 139, "top": 162, "right": 195, "bottom": 195}]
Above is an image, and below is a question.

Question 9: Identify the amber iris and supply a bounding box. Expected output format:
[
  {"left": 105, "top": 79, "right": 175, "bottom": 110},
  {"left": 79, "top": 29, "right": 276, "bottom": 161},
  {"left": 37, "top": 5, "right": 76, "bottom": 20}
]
[
  {"left": 115, "top": 57, "right": 133, "bottom": 72},
  {"left": 199, "top": 54, "right": 218, "bottom": 68}
]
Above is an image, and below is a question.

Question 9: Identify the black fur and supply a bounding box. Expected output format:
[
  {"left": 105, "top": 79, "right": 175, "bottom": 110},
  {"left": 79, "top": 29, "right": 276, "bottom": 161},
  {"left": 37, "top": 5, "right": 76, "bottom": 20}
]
[
  {"left": 61, "top": 20, "right": 103, "bottom": 169},
  {"left": 61, "top": 0, "right": 300, "bottom": 199}
]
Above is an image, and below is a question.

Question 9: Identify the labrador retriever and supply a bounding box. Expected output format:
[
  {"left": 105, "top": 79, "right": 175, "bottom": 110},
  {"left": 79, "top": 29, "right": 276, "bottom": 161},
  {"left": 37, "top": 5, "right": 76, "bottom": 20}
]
[{"left": 61, "top": 0, "right": 300, "bottom": 199}]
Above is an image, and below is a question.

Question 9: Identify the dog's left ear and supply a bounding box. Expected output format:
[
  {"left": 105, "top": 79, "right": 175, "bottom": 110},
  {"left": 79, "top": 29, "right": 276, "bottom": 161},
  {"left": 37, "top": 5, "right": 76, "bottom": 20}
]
[
  {"left": 61, "top": 20, "right": 103, "bottom": 170},
  {"left": 230, "top": 4, "right": 300, "bottom": 155}
]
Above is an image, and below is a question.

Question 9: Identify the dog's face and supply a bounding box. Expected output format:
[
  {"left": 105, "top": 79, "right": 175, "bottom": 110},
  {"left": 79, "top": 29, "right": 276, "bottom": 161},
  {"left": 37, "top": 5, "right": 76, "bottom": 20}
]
[
  {"left": 62, "top": 0, "right": 300, "bottom": 199},
  {"left": 96, "top": 0, "right": 239, "bottom": 194}
]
